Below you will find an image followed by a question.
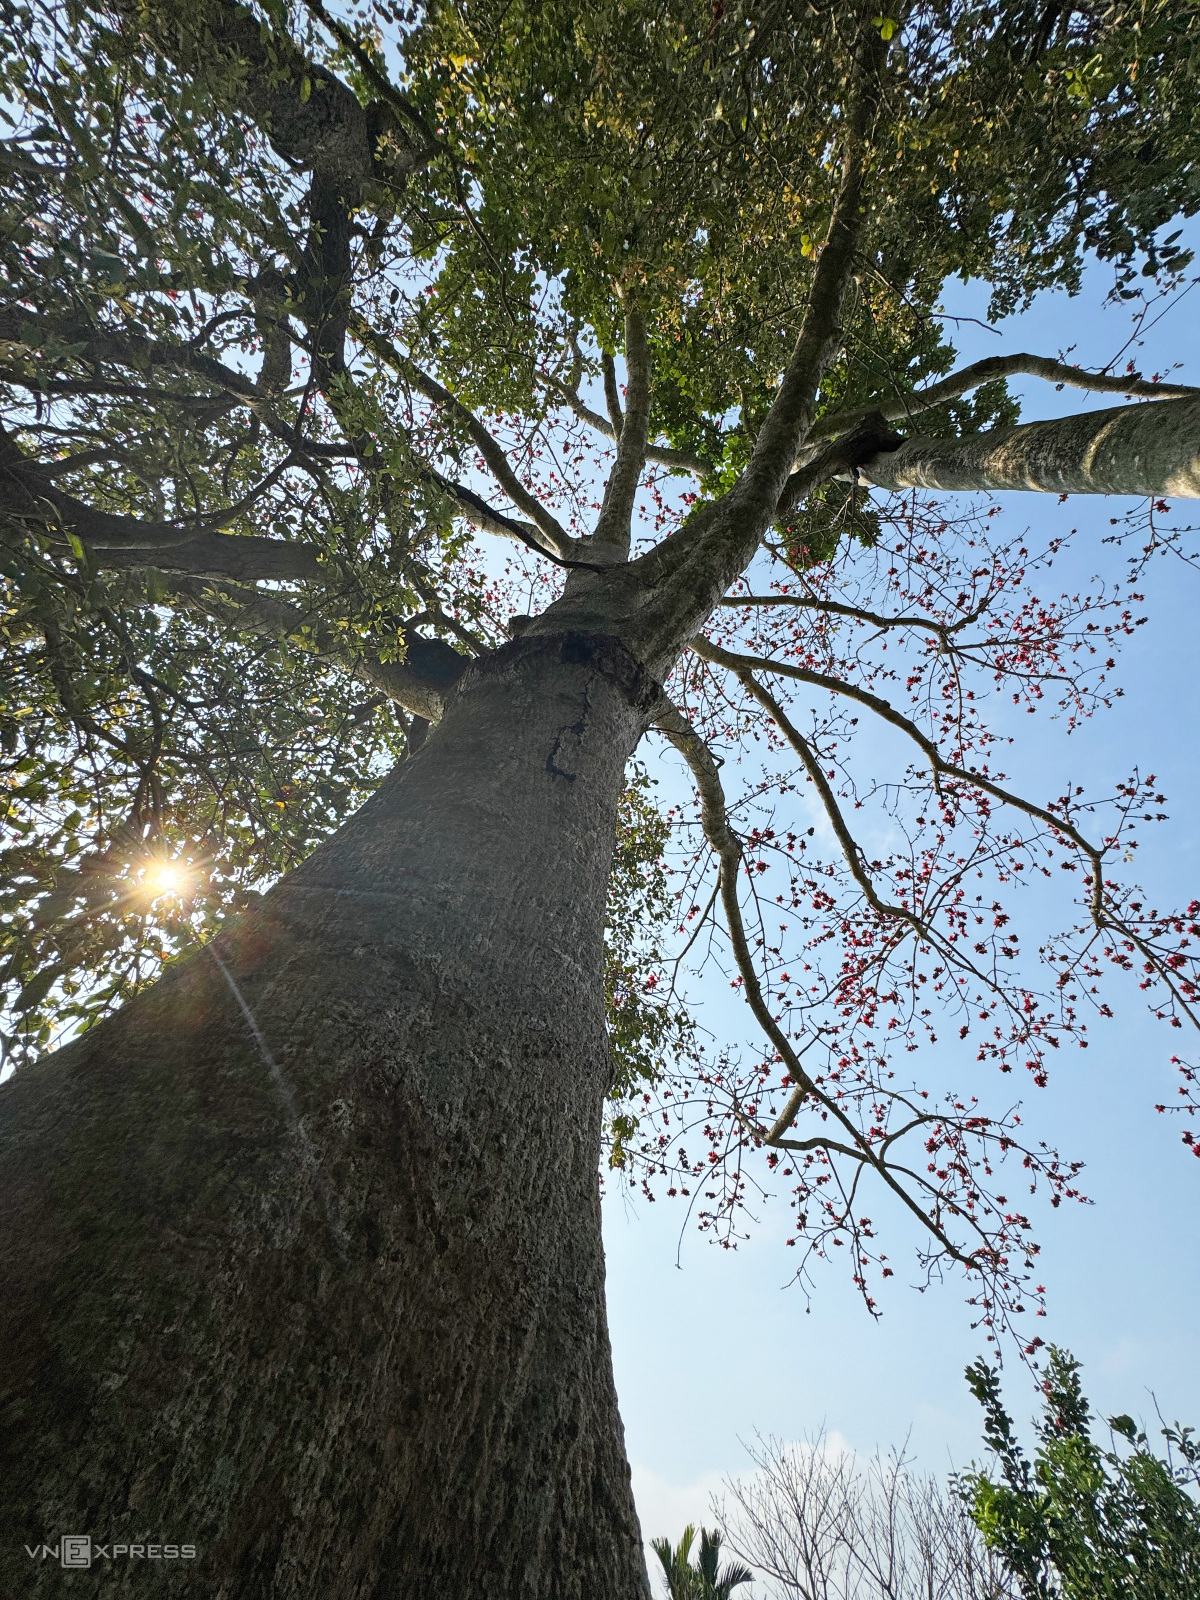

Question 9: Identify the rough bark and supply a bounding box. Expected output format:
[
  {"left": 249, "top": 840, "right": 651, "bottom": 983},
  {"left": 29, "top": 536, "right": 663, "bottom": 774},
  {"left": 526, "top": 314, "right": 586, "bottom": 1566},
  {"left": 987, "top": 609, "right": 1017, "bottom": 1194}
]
[
  {"left": 0, "top": 633, "right": 657, "bottom": 1599},
  {"left": 856, "top": 396, "right": 1200, "bottom": 498}
]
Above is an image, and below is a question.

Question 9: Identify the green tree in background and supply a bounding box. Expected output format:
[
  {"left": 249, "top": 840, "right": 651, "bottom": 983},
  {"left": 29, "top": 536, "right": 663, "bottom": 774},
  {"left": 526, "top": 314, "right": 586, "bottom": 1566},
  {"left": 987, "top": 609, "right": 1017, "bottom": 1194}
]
[{"left": 961, "top": 1349, "right": 1200, "bottom": 1598}]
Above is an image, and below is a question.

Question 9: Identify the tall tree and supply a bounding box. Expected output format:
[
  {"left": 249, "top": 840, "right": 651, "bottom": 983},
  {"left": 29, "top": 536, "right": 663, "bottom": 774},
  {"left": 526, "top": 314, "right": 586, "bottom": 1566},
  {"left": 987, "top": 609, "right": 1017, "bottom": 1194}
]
[{"left": 2, "top": 1, "right": 1199, "bottom": 1594}]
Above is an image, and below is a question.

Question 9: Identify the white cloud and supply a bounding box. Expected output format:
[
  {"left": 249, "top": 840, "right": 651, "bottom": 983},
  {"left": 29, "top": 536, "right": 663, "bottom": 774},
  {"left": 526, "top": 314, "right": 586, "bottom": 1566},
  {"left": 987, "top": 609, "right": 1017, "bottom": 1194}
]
[
  {"left": 633, "top": 1463, "right": 729, "bottom": 1598},
  {"left": 633, "top": 1461, "right": 728, "bottom": 1544}
]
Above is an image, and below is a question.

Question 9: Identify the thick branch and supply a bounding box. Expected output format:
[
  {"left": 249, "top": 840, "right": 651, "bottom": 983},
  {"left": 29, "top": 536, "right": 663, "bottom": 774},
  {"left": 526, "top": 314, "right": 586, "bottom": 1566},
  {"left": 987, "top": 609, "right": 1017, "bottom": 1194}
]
[
  {"left": 856, "top": 397, "right": 1200, "bottom": 498},
  {"left": 591, "top": 414, "right": 900, "bottom": 666},
  {"left": 115, "top": 0, "right": 413, "bottom": 194},
  {"left": 91, "top": 532, "right": 323, "bottom": 583},
  {"left": 602, "top": 352, "right": 624, "bottom": 435},
  {"left": 0, "top": 429, "right": 323, "bottom": 580},
  {"left": 0, "top": 305, "right": 355, "bottom": 462},
  {"left": 165, "top": 578, "right": 464, "bottom": 720},
  {"left": 120, "top": 0, "right": 423, "bottom": 388},
  {"left": 296, "top": 0, "right": 438, "bottom": 156},
  {"left": 739, "top": 29, "right": 886, "bottom": 510},
  {"left": 592, "top": 308, "right": 652, "bottom": 556},
  {"left": 1, "top": 476, "right": 322, "bottom": 583},
  {"left": 582, "top": 31, "right": 891, "bottom": 661},
  {"left": 811, "top": 354, "right": 1200, "bottom": 442}
]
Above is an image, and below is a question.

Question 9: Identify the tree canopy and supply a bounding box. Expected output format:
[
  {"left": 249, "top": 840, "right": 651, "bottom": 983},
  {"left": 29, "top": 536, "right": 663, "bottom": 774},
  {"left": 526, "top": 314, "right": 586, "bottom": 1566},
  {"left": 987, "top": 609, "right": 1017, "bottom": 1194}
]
[{"left": 3, "top": 0, "right": 1200, "bottom": 1347}]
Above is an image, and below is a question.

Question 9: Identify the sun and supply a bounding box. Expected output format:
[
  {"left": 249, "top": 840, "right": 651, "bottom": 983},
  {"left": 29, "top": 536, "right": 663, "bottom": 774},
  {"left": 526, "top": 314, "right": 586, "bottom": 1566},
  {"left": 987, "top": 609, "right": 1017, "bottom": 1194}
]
[{"left": 150, "top": 861, "right": 188, "bottom": 897}]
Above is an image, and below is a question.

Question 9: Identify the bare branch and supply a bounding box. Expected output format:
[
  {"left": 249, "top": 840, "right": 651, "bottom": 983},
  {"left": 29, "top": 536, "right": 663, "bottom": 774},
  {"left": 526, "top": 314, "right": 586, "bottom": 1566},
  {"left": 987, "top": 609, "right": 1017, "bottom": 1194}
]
[
  {"left": 652, "top": 696, "right": 817, "bottom": 1098},
  {"left": 737, "top": 670, "right": 929, "bottom": 942},
  {"left": 718, "top": 590, "right": 976, "bottom": 638},
  {"left": 693, "top": 635, "right": 1200, "bottom": 1038},
  {"left": 689, "top": 634, "right": 1100, "bottom": 866},
  {"left": 652, "top": 695, "right": 974, "bottom": 1265}
]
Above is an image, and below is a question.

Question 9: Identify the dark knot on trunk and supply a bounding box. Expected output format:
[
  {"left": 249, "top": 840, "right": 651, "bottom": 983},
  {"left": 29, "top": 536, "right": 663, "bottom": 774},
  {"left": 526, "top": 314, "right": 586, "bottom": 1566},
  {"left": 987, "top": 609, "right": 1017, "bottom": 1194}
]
[
  {"left": 468, "top": 631, "right": 665, "bottom": 719},
  {"left": 833, "top": 409, "right": 906, "bottom": 468}
]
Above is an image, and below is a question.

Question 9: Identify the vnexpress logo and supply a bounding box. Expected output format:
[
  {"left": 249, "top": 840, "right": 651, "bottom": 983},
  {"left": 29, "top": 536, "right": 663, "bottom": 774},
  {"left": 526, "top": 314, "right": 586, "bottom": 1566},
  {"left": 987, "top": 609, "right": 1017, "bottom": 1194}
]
[
  {"left": 60, "top": 1535, "right": 91, "bottom": 1569},
  {"left": 26, "top": 1536, "right": 197, "bottom": 1567}
]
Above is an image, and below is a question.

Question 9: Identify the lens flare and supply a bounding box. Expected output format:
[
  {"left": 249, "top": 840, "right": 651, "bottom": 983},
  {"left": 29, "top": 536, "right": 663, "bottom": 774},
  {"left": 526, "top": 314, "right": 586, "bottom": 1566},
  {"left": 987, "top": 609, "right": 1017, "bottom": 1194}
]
[{"left": 151, "top": 861, "right": 187, "bottom": 896}]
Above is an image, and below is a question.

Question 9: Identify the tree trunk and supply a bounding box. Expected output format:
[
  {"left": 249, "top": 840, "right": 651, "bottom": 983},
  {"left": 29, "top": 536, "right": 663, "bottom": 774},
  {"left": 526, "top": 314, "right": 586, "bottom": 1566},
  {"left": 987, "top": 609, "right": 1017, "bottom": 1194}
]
[{"left": 0, "top": 633, "right": 656, "bottom": 1599}]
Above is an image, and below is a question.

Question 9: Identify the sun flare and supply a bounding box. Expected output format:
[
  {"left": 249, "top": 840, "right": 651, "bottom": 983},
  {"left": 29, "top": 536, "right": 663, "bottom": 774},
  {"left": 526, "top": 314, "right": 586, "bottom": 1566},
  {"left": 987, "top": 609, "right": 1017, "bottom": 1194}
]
[{"left": 150, "top": 861, "right": 187, "bottom": 897}]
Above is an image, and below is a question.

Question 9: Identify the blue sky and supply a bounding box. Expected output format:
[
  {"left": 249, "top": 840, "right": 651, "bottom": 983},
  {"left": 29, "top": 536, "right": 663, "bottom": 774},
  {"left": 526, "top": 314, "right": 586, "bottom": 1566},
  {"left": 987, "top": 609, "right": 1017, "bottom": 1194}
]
[{"left": 603, "top": 241, "right": 1200, "bottom": 1580}]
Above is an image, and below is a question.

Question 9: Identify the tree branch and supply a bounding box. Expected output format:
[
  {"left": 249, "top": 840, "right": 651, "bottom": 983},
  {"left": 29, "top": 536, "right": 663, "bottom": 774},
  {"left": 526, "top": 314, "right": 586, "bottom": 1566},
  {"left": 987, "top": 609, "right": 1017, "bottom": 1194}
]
[
  {"left": 651, "top": 691, "right": 973, "bottom": 1266},
  {"left": 718, "top": 590, "right": 980, "bottom": 638},
  {"left": 652, "top": 697, "right": 818, "bottom": 1103},
  {"left": 689, "top": 634, "right": 1104, "bottom": 876},
  {"left": 350, "top": 319, "right": 585, "bottom": 560},
  {"left": 0, "top": 423, "right": 324, "bottom": 580},
  {"left": 296, "top": 0, "right": 439, "bottom": 157},
  {"left": 164, "top": 577, "right": 464, "bottom": 721},
  {"left": 10, "top": 297, "right": 580, "bottom": 566},
  {"left": 539, "top": 366, "right": 709, "bottom": 475},
  {"left": 117, "top": 0, "right": 424, "bottom": 391},
  {"left": 0, "top": 305, "right": 356, "bottom": 462},
  {"left": 114, "top": 0, "right": 416, "bottom": 194},
  {"left": 1, "top": 476, "right": 322, "bottom": 586},
  {"left": 811, "top": 353, "right": 1200, "bottom": 442},
  {"left": 739, "top": 27, "right": 887, "bottom": 511},
  {"left": 855, "top": 396, "right": 1200, "bottom": 498},
  {"left": 602, "top": 351, "right": 624, "bottom": 435},
  {"left": 737, "top": 671, "right": 932, "bottom": 944},
  {"left": 585, "top": 33, "right": 893, "bottom": 659},
  {"left": 592, "top": 307, "right": 652, "bottom": 556}
]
